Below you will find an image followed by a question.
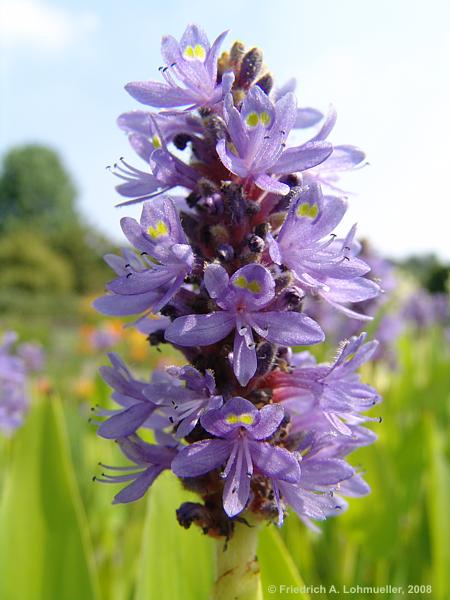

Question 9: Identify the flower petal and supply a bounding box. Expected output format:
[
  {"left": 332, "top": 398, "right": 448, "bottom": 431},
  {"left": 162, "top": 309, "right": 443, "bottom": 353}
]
[
  {"left": 233, "top": 330, "right": 257, "bottom": 386},
  {"left": 273, "top": 141, "right": 333, "bottom": 175},
  {"left": 125, "top": 81, "right": 193, "bottom": 108},
  {"left": 113, "top": 466, "right": 162, "bottom": 504},
  {"left": 171, "top": 439, "right": 232, "bottom": 478},
  {"left": 248, "top": 404, "right": 285, "bottom": 440},
  {"left": 98, "top": 402, "right": 154, "bottom": 439},
  {"left": 250, "top": 311, "right": 324, "bottom": 347},
  {"left": 250, "top": 442, "right": 301, "bottom": 483},
  {"left": 165, "top": 312, "right": 235, "bottom": 346},
  {"left": 223, "top": 445, "right": 251, "bottom": 517}
]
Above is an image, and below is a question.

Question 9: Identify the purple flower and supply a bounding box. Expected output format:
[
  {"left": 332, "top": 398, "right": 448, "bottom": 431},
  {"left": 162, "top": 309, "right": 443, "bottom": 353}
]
[
  {"left": 0, "top": 332, "right": 28, "bottom": 435},
  {"left": 112, "top": 149, "right": 199, "bottom": 207},
  {"left": 161, "top": 366, "right": 223, "bottom": 438},
  {"left": 125, "top": 24, "right": 232, "bottom": 110},
  {"left": 304, "top": 145, "right": 367, "bottom": 195},
  {"left": 165, "top": 263, "right": 324, "bottom": 385},
  {"left": 117, "top": 110, "right": 204, "bottom": 162},
  {"left": 272, "top": 432, "right": 369, "bottom": 527},
  {"left": 172, "top": 397, "right": 300, "bottom": 517},
  {"left": 17, "top": 341, "right": 45, "bottom": 372},
  {"left": 268, "top": 183, "right": 380, "bottom": 317},
  {"left": 96, "top": 353, "right": 176, "bottom": 439},
  {"left": 272, "top": 333, "right": 381, "bottom": 436},
  {"left": 402, "top": 290, "right": 449, "bottom": 330},
  {"left": 216, "top": 86, "right": 333, "bottom": 195},
  {"left": 97, "top": 432, "right": 178, "bottom": 504},
  {"left": 95, "top": 197, "right": 194, "bottom": 317}
]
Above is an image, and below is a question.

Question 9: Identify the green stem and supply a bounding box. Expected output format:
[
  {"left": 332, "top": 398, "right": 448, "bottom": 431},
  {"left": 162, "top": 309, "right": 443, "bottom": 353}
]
[{"left": 211, "top": 520, "right": 263, "bottom": 600}]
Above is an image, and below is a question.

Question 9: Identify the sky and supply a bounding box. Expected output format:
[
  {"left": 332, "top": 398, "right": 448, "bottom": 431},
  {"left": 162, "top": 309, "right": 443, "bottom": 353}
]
[{"left": 1, "top": 0, "right": 450, "bottom": 259}]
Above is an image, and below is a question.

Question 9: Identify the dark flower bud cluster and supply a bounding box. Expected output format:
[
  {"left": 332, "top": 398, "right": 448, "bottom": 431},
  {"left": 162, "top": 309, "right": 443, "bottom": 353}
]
[{"left": 94, "top": 24, "right": 382, "bottom": 536}]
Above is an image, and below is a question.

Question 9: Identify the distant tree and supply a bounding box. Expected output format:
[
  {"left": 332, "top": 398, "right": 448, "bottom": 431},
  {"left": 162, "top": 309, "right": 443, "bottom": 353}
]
[
  {"left": 399, "top": 253, "right": 450, "bottom": 293},
  {"left": 0, "top": 145, "right": 78, "bottom": 234},
  {"left": 0, "top": 144, "right": 115, "bottom": 294},
  {"left": 0, "top": 230, "right": 74, "bottom": 293}
]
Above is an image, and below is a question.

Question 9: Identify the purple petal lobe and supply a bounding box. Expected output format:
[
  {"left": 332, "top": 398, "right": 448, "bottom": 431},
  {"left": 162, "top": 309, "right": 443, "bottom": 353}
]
[
  {"left": 250, "top": 312, "right": 324, "bottom": 346},
  {"left": 172, "top": 439, "right": 232, "bottom": 477},
  {"left": 165, "top": 312, "right": 235, "bottom": 346},
  {"left": 251, "top": 442, "right": 301, "bottom": 483}
]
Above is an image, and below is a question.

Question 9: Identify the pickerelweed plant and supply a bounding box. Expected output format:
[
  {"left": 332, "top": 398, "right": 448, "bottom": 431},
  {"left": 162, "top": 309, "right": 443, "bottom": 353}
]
[{"left": 94, "top": 24, "right": 382, "bottom": 600}]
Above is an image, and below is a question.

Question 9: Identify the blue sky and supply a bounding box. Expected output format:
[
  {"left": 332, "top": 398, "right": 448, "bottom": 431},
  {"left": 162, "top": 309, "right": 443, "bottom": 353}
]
[{"left": 1, "top": 0, "right": 450, "bottom": 258}]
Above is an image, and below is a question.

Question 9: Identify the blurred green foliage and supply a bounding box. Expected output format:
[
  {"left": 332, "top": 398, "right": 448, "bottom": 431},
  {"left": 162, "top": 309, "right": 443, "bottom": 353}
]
[
  {"left": 398, "top": 254, "right": 450, "bottom": 294},
  {"left": 0, "top": 229, "right": 74, "bottom": 293},
  {"left": 0, "top": 145, "right": 113, "bottom": 298},
  {"left": 0, "top": 145, "right": 77, "bottom": 234}
]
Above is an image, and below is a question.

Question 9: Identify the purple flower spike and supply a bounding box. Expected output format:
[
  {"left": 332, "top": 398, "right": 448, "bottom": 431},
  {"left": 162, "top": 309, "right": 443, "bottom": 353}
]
[
  {"left": 125, "top": 25, "right": 232, "bottom": 111},
  {"left": 94, "top": 197, "right": 194, "bottom": 318},
  {"left": 97, "top": 433, "right": 179, "bottom": 504},
  {"left": 217, "top": 86, "right": 333, "bottom": 195},
  {"left": 172, "top": 398, "right": 300, "bottom": 517},
  {"left": 96, "top": 23, "right": 382, "bottom": 533},
  {"left": 165, "top": 263, "right": 324, "bottom": 385}
]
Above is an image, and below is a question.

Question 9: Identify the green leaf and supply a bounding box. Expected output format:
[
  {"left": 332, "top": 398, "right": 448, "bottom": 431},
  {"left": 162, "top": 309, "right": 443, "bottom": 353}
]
[
  {"left": 0, "top": 396, "right": 101, "bottom": 600},
  {"left": 259, "top": 526, "right": 311, "bottom": 600},
  {"left": 425, "top": 415, "right": 450, "bottom": 600},
  {"left": 135, "top": 471, "right": 214, "bottom": 600}
]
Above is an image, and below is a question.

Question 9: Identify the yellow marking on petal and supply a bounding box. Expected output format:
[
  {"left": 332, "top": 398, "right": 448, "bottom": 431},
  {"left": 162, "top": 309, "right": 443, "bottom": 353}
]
[
  {"left": 245, "top": 112, "right": 259, "bottom": 127},
  {"left": 152, "top": 135, "right": 161, "bottom": 149},
  {"left": 296, "top": 202, "right": 319, "bottom": 219},
  {"left": 183, "top": 44, "right": 206, "bottom": 61},
  {"left": 147, "top": 220, "right": 169, "bottom": 240},
  {"left": 226, "top": 413, "right": 255, "bottom": 425},
  {"left": 194, "top": 44, "right": 206, "bottom": 60},
  {"left": 183, "top": 45, "right": 195, "bottom": 59},
  {"left": 260, "top": 111, "right": 271, "bottom": 126},
  {"left": 344, "top": 352, "right": 356, "bottom": 364},
  {"left": 233, "top": 275, "right": 262, "bottom": 294}
]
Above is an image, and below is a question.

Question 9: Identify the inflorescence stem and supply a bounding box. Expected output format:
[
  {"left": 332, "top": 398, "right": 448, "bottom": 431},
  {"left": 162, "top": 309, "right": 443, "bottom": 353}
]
[{"left": 212, "top": 519, "right": 263, "bottom": 600}]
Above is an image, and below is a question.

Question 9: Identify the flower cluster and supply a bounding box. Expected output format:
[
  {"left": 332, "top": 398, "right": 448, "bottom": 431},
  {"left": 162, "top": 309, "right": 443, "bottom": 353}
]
[
  {"left": 95, "top": 24, "right": 382, "bottom": 535},
  {"left": 0, "top": 332, "right": 44, "bottom": 435}
]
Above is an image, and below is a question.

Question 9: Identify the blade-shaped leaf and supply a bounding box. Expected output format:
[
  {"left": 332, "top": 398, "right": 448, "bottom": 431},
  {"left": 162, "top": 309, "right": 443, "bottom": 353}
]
[
  {"left": 0, "top": 395, "right": 101, "bottom": 600},
  {"left": 426, "top": 415, "right": 449, "bottom": 600},
  {"left": 259, "top": 526, "right": 311, "bottom": 599},
  {"left": 135, "top": 471, "right": 214, "bottom": 600}
]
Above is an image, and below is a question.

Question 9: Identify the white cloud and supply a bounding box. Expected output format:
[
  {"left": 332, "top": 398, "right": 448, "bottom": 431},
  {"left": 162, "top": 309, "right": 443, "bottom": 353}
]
[{"left": 0, "top": 0, "right": 98, "bottom": 51}]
